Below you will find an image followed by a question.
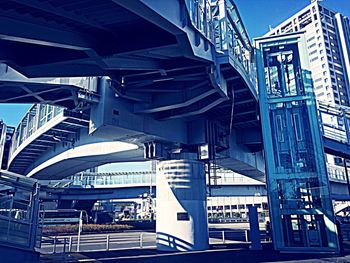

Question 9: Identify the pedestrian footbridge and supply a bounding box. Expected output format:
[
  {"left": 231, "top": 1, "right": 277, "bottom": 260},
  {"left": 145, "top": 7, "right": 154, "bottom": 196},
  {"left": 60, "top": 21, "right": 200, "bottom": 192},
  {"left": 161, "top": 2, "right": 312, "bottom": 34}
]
[
  {"left": 1, "top": 0, "right": 350, "bottom": 254},
  {"left": 0, "top": 0, "right": 265, "bottom": 182},
  {"left": 5, "top": 96, "right": 350, "bottom": 193},
  {"left": 6, "top": 103, "right": 144, "bottom": 179}
]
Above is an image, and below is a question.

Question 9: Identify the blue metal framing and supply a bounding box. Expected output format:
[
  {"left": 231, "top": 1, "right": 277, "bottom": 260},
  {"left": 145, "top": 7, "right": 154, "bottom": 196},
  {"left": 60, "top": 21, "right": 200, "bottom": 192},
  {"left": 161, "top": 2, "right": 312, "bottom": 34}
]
[{"left": 255, "top": 33, "right": 339, "bottom": 253}]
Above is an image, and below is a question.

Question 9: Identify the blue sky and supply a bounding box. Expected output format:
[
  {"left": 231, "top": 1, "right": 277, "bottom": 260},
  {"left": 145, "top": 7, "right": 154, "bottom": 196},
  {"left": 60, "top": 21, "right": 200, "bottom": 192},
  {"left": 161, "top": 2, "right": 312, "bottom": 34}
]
[
  {"left": 0, "top": 104, "right": 31, "bottom": 127},
  {"left": 1, "top": 0, "right": 349, "bottom": 128},
  {"left": 235, "top": 0, "right": 350, "bottom": 39}
]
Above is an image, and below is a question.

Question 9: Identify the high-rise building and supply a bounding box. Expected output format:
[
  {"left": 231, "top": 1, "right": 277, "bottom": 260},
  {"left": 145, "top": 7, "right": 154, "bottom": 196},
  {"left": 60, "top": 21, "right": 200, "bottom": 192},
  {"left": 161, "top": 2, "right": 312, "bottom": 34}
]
[
  {"left": 266, "top": 1, "right": 350, "bottom": 108},
  {"left": 265, "top": 1, "right": 350, "bottom": 166}
]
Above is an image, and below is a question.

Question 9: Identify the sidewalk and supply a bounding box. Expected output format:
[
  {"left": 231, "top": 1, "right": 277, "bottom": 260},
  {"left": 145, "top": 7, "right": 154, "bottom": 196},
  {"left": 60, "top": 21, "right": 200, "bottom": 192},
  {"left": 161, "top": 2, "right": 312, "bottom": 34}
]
[{"left": 39, "top": 243, "right": 350, "bottom": 263}]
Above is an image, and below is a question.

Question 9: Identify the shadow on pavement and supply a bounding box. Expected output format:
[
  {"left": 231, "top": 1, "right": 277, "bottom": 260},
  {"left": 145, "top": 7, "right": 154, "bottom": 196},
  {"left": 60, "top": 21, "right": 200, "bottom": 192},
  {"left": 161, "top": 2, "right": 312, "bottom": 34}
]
[{"left": 38, "top": 242, "right": 350, "bottom": 263}]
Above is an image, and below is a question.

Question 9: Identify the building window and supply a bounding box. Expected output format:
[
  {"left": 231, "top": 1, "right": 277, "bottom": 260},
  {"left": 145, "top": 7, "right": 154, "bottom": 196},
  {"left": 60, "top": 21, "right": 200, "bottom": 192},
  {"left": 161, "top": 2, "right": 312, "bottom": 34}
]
[
  {"left": 307, "top": 36, "right": 315, "bottom": 42},
  {"left": 308, "top": 43, "right": 316, "bottom": 49},
  {"left": 310, "top": 56, "right": 319, "bottom": 62},
  {"left": 177, "top": 212, "right": 189, "bottom": 221},
  {"left": 309, "top": 50, "right": 318, "bottom": 56}
]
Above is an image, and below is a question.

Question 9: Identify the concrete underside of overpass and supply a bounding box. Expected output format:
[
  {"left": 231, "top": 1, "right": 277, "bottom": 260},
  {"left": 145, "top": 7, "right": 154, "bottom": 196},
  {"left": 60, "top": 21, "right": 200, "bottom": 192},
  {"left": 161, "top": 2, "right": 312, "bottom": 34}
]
[
  {"left": 28, "top": 146, "right": 145, "bottom": 180},
  {"left": 0, "top": 1, "right": 265, "bottom": 184}
]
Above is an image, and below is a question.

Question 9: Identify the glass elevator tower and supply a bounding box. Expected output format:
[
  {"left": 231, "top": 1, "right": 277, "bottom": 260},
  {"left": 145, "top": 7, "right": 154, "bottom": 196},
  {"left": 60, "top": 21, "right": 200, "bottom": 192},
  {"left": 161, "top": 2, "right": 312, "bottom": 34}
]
[{"left": 255, "top": 33, "right": 339, "bottom": 253}]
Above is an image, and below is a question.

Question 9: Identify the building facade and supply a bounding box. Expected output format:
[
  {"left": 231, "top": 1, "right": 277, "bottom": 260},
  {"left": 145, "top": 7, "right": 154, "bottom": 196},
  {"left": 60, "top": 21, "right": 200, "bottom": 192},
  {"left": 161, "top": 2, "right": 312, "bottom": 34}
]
[
  {"left": 267, "top": 1, "right": 350, "bottom": 108},
  {"left": 266, "top": 1, "right": 350, "bottom": 166},
  {"left": 60, "top": 169, "right": 269, "bottom": 222}
]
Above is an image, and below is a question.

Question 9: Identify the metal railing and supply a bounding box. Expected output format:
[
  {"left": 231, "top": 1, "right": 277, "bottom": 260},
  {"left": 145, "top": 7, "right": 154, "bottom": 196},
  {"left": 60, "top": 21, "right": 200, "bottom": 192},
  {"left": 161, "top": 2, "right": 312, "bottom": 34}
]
[
  {"left": 10, "top": 104, "right": 64, "bottom": 155},
  {"left": 70, "top": 172, "right": 156, "bottom": 188},
  {"left": 184, "top": 0, "right": 213, "bottom": 41},
  {"left": 209, "top": 229, "right": 267, "bottom": 244},
  {"left": 318, "top": 102, "right": 350, "bottom": 145},
  {"left": 184, "top": 0, "right": 256, "bottom": 87},
  {"left": 62, "top": 170, "right": 263, "bottom": 189},
  {"left": 327, "top": 164, "right": 348, "bottom": 182},
  {"left": 40, "top": 229, "right": 269, "bottom": 254},
  {"left": 0, "top": 171, "right": 42, "bottom": 251},
  {"left": 9, "top": 77, "right": 99, "bottom": 156},
  {"left": 40, "top": 232, "right": 156, "bottom": 254}
]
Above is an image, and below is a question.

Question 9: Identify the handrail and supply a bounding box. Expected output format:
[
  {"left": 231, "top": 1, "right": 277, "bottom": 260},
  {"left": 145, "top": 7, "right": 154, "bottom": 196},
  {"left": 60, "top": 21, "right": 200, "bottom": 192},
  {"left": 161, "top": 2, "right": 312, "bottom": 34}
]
[
  {"left": 184, "top": 0, "right": 256, "bottom": 87},
  {"left": 10, "top": 104, "right": 65, "bottom": 155},
  {"left": 317, "top": 101, "right": 350, "bottom": 145},
  {"left": 184, "top": 0, "right": 214, "bottom": 42}
]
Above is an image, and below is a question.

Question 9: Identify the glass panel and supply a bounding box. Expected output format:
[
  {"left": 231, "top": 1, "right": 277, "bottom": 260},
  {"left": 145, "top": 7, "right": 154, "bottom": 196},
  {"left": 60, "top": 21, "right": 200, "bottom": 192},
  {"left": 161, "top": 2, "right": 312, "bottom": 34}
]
[
  {"left": 8, "top": 221, "right": 30, "bottom": 246},
  {"left": 257, "top": 36, "right": 338, "bottom": 252},
  {"left": 264, "top": 44, "right": 304, "bottom": 97},
  {"left": 0, "top": 217, "right": 9, "bottom": 242}
]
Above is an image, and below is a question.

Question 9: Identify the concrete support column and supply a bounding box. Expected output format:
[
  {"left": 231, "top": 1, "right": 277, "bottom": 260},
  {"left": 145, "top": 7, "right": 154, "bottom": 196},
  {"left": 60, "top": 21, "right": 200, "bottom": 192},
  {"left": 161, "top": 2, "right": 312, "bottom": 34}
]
[{"left": 156, "top": 159, "right": 209, "bottom": 251}]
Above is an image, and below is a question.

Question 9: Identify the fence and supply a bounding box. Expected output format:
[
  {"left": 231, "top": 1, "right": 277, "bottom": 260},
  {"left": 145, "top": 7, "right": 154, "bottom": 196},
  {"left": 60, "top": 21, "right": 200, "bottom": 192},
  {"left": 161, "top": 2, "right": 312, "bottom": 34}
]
[
  {"left": 40, "top": 232, "right": 156, "bottom": 254},
  {"left": 209, "top": 230, "right": 267, "bottom": 245},
  {"left": 40, "top": 229, "right": 269, "bottom": 254}
]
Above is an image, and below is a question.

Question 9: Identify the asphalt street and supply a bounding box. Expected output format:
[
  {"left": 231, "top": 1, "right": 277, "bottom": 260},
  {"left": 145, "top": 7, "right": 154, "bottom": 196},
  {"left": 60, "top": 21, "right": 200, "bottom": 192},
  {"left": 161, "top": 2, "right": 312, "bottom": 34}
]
[{"left": 40, "top": 223, "right": 268, "bottom": 254}]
